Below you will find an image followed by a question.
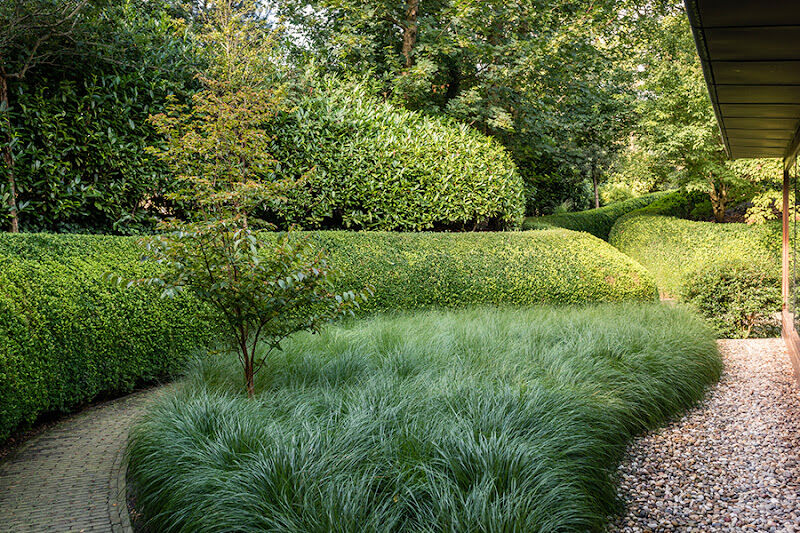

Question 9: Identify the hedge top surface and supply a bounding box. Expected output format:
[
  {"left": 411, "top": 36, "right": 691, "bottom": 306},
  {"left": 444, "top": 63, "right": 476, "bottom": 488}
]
[
  {"left": 0, "top": 229, "right": 659, "bottom": 309},
  {"left": 299, "top": 229, "right": 658, "bottom": 308},
  {"left": 522, "top": 191, "right": 669, "bottom": 240}
]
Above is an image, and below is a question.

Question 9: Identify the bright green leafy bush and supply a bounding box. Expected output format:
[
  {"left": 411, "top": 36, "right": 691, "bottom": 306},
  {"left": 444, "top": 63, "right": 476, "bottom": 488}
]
[
  {"left": 610, "top": 214, "right": 780, "bottom": 338},
  {"left": 0, "top": 234, "right": 219, "bottom": 442},
  {"left": 522, "top": 191, "right": 668, "bottom": 240},
  {"left": 682, "top": 260, "right": 781, "bottom": 339},
  {"left": 298, "top": 230, "right": 658, "bottom": 309},
  {"left": 127, "top": 305, "right": 722, "bottom": 532},
  {"left": 0, "top": 229, "right": 655, "bottom": 440},
  {"left": 263, "top": 79, "right": 525, "bottom": 231}
]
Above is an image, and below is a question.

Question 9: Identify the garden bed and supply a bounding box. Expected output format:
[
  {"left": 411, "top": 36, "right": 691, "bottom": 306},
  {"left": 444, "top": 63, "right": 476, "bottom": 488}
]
[{"left": 127, "top": 304, "right": 721, "bottom": 532}]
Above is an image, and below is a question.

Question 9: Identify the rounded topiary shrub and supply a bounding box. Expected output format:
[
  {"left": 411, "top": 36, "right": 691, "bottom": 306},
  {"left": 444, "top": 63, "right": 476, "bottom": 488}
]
[{"left": 263, "top": 79, "right": 525, "bottom": 231}]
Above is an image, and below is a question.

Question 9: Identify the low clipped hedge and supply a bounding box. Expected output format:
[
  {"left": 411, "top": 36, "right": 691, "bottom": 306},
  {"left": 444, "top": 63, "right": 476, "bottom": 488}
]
[
  {"left": 0, "top": 230, "right": 655, "bottom": 441},
  {"left": 0, "top": 234, "right": 219, "bottom": 442},
  {"left": 612, "top": 189, "right": 706, "bottom": 224},
  {"left": 522, "top": 191, "right": 669, "bottom": 240},
  {"left": 264, "top": 79, "right": 525, "bottom": 231},
  {"left": 609, "top": 213, "right": 781, "bottom": 337},
  {"left": 301, "top": 230, "right": 658, "bottom": 310}
]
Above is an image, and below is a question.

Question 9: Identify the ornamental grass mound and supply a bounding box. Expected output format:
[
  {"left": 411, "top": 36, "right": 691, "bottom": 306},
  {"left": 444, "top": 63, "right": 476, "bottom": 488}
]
[{"left": 127, "top": 304, "right": 721, "bottom": 532}]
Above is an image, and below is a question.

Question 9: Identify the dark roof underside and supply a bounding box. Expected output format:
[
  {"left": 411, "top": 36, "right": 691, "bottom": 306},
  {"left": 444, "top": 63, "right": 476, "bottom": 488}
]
[{"left": 685, "top": 0, "right": 800, "bottom": 160}]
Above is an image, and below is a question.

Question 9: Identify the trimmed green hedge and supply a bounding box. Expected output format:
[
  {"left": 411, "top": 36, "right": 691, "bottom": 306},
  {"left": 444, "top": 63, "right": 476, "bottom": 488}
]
[
  {"left": 522, "top": 192, "right": 669, "bottom": 240},
  {"left": 609, "top": 215, "right": 778, "bottom": 297},
  {"left": 0, "top": 230, "right": 655, "bottom": 441},
  {"left": 0, "top": 234, "right": 219, "bottom": 442},
  {"left": 301, "top": 230, "right": 658, "bottom": 310},
  {"left": 264, "top": 79, "right": 525, "bottom": 231},
  {"left": 609, "top": 213, "right": 781, "bottom": 337}
]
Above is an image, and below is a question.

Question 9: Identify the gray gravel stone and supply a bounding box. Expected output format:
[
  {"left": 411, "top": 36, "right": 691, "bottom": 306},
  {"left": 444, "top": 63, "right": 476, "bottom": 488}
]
[{"left": 609, "top": 339, "right": 800, "bottom": 533}]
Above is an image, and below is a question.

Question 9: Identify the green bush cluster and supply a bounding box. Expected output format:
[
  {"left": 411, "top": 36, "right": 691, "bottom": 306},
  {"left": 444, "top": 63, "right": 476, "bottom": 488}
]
[
  {"left": 263, "top": 79, "right": 526, "bottom": 231},
  {"left": 128, "top": 305, "right": 721, "bottom": 532},
  {"left": 0, "top": 234, "right": 219, "bottom": 442},
  {"left": 682, "top": 260, "right": 781, "bottom": 338},
  {"left": 614, "top": 189, "right": 707, "bottom": 222},
  {"left": 522, "top": 191, "right": 668, "bottom": 240},
  {"left": 297, "top": 230, "right": 658, "bottom": 310},
  {"left": 0, "top": 230, "right": 656, "bottom": 440},
  {"left": 3, "top": 3, "right": 198, "bottom": 234},
  {"left": 609, "top": 213, "right": 781, "bottom": 338}
]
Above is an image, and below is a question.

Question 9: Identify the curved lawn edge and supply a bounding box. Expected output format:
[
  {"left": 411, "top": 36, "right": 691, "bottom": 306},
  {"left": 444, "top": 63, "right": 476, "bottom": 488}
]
[{"left": 127, "top": 304, "right": 721, "bottom": 532}]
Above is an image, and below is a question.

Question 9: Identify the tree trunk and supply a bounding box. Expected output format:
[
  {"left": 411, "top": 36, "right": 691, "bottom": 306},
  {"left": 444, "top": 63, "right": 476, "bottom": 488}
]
[
  {"left": 244, "top": 356, "right": 255, "bottom": 399},
  {"left": 402, "top": 0, "right": 419, "bottom": 69},
  {"left": 591, "top": 164, "right": 600, "bottom": 209},
  {"left": 708, "top": 179, "right": 728, "bottom": 223},
  {"left": 711, "top": 201, "right": 725, "bottom": 223},
  {"left": 0, "top": 73, "right": 19, "bottom": 233},
  {"left": 239, "top": 338, "right": 255, "bottom": 399}
]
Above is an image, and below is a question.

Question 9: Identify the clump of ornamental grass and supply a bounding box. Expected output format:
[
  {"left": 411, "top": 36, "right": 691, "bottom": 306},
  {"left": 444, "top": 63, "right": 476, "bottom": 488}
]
[{"left": 127, "top": 304, "right": 721, "bottom": 532}]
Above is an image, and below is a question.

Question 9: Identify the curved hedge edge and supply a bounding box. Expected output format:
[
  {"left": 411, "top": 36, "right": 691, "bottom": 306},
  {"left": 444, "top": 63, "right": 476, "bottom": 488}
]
[
  {"left": 523, "top": 191, "right": 670, "bottom": 240},
  {"left": 0, "top": 236, "right": 220, "bottom": 443},
  {"left": 609, "top": 213, "right": 781, "bottom": 338},
  {"left": 289, "top": 229, "right": 660, "bottom": 310}
]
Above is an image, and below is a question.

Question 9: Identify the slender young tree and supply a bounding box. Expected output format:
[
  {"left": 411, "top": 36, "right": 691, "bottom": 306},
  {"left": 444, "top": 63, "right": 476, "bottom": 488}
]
[{"left": 136, "top": 0, "right": 368, "bottom": 398}]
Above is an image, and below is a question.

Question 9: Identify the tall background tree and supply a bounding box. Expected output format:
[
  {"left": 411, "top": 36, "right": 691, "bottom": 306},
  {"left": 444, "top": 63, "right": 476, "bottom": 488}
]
[
  {"left": 275, "top": 0, "right": 635, "bottom": 214},
  {"left": 607, "top": 1, "right": 781, "bottom": 221}
]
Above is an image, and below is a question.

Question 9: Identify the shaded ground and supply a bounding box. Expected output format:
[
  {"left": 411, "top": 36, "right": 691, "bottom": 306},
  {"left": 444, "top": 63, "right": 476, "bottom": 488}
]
[
  {"left": 0, "top": 389, "right": 165, "bottom": 533},
  {"left": 610, "top": 339, "right": 800, "bottom": 532}
]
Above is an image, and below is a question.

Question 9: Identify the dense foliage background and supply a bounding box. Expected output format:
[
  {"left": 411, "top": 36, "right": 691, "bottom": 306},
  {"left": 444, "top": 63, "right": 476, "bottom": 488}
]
[{"left": 3, "top": 0, "right": 783, "bottom": 232}]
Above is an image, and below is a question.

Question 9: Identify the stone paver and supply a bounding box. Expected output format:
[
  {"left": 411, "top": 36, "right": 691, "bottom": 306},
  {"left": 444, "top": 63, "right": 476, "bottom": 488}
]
[
  {"left": 0, "top": 389, "right": 164, "bottom": 533},
  {"left": 610, "top": 339, "right": 800, "bottom": 532}
]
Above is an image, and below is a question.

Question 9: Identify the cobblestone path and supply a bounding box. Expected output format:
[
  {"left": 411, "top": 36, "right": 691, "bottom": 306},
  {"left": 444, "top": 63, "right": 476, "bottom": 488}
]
[{"left": 0, "top": 389, "right": 164, "bottom": 533}]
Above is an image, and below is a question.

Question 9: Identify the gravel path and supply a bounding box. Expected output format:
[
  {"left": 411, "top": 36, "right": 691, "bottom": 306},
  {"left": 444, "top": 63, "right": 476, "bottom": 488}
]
[
  {"left": 0, "top": 388, "right": 165, "bottom": 533},
  {"left": 610, "top": 338, "right": 800, "bottom": 533}
]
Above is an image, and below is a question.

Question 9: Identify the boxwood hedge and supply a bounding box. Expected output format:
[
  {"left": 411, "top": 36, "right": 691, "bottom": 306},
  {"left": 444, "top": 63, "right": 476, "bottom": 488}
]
[
  {"left": 300, "top": 230, "right": 658, "bottom": 310},
  {"left": 0, "top": 230, "right": 656, "bottom": 441},
  {"left": 609, "top": 213, "right": 781, "bottom": 337},
  {"left": 263, "top": 79, "right": 525, "bottom": 231},
  {"left": 0, "top": 234, "right": 220, "bottom": 442},
  {"left": 522, "top": 192, "right": 669, "bottom": 240}
]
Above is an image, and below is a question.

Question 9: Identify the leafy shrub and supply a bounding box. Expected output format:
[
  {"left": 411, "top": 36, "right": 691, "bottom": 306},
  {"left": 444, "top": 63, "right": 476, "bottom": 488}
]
[
  {"left": 610, "top": 213, "right": 781, "bottom": 337},
  {"left": 0, "top": 229, "right": 656, "bottom": 440},
  {"left": 127, "top": 305, "right": 722, "bottom": 532},
  {"left": 3, "top": 3, "right": 198, "bottom": 234},
  {"left": 682, "top": 260, "right": 781, "bottom": 339},
  {"left": 522, "top": 191, "right": 668, "bottom": 240},
  {"left": 0, "top": 234, "right": 219, "bottom": 442},
  {"left": 296, "top": 230, "right": 658, "bottom": 309},
  {"left": 263, "top": 79, "right": 525, "bottom": 231}
]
